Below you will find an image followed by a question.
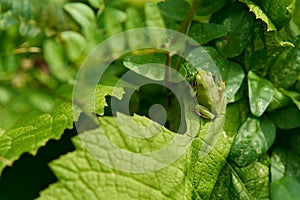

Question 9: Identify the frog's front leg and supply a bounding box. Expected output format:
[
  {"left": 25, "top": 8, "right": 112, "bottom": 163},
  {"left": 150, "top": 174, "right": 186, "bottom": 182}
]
[{"left": 195, "top": 104, "right": 215, "bottom": 120}]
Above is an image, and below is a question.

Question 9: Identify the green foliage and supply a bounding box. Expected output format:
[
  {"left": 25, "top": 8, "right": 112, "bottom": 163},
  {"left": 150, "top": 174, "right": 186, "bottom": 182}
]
[
  {"left": 1, "top": 0, "right": 300, "bottom": 199},
  {"left": 271, "top": 148, "right": 300, "bottom": 199},
  {"left": 188, "top": 23, "right": 228, "bottom": 45},
  {"left": 211, "top": 3, "right": 255, "bottom": 58},
  {"left": 229, "top": 117, "right": 276, "bottom": 167},
  {"left": 158, "top": 0, "right": 190, "bottom": 21},
  {"left": 248, "top": 71, "right": 275, "bottom": 117}
]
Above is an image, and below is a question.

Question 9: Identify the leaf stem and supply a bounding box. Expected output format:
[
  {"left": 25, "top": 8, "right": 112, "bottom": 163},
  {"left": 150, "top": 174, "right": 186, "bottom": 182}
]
[
  {"left": 174, "top": 0, "right": 202, "bottom": 71},
  {"left": 178, "top": 0, "right": 201, "bottom": 34}
]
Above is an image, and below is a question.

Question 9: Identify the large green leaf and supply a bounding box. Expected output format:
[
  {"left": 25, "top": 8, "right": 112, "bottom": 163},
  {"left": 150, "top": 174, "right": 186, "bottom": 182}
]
[
  {"left": 38, "top": 114, "right": 190, "bottom": 199},
  {"left": 37, "top": 90, "right": 253, "bottom": 200},
  {"left": 38, "top": 99, "right": 238, "bottom": 199},
  {"left": 211, "top": 3, "right": 254, "bottom": 58},
  {"left": 229, "top": 117, "right": 276, "bottom": 167},
  {"left": 248, "top": 71, "right": 274, "bottom": 117},
  {"left": 38, "top": 134, "right": 189, "bottom": 200}
]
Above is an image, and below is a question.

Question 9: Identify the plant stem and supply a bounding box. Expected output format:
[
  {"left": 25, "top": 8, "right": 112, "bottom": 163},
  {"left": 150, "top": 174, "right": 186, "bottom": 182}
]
[{"left": 174, "top": 0, "right": 202, "bottom": 71}]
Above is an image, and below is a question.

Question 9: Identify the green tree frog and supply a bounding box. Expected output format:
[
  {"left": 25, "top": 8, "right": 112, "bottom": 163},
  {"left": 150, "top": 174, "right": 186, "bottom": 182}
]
[{"left": 194, "top": 69, "right": 226, "bottom": 119}]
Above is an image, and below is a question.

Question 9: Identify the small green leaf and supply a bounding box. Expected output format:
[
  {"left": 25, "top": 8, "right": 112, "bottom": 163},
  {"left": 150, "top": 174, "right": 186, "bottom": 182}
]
[
  {"left": 248, "top": 71, "right": 275, "bottom": 117},
  {"left": 188, "top": 23, "right": 228, "bottom": 45},
  {"left": 0, "top": 85, "right": 13, "bottom": 105},
  {"left": 229, "top": 117, "right": 276, "bottom": 167},
  {"left": 88, "top": 0, "right": 104, "bottom": 9},
  {"left": 158, "top": 0, "right": 190, "bottom": 21},
  {"left": 125, "top": 7, "right": 145, "bottom": 49},
  {"left": 196, "top": 0, "right": 226, "bottom": 16},
  {"left": 223, "top": 102, "right": 243, "bottom": 138},
  {"left": 125, "top": 7, "right": 142, "bottom": 29},
  {"left": 123, "top": 54, "right": 167, "bottom": 80},
  {"left": 63, "top": 2, "right": 96, "bottom": 28},
  {"left": 145, "top": 1, "right": 166, "bottom": 47},
  {"left": 104, "top": 8, "right": 126, "bottom": 53},
  {"left": 43, "top": 38, "right": 74, "bottom": 83},
  {"left": 83, "top": 26, "right": 102, "bottom": 46},
  {"left": 0, "top": 11, "right": 17, "bottom": 29},
  {"left": 145, "top": 2, "right": 165, "bottom": 28},
  {"left": 271, "top": 148, "right": 287, "bottom": 182},
  {"left": 18, "top": 17, "right": 41, "bottom": 37},
  {"left": 218, "top": 62, "right": 245, "bottom": 104},
  {"left": 60, "top": 31, "right": 87, "bottom": 63},
  {"left": 211, "top": 3, "right": 255, "bottom": 58}
]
